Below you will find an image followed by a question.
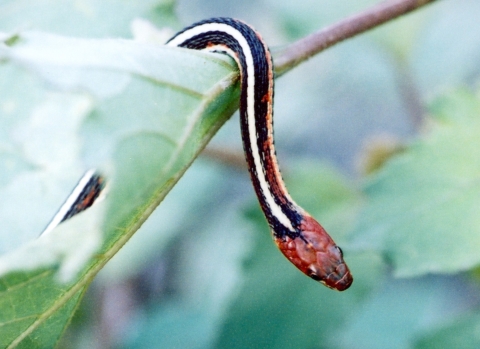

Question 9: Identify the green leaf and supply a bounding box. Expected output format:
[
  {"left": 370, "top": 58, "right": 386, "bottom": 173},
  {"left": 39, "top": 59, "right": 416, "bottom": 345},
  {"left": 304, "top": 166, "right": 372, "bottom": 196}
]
[
  {"left": 0, "top": 0, "right": 177, "bottom": 38},
  {"left": 352, "top": 89, "right": 480, "bottom": 277},
  {"left": 415, "top": 312, "right": 480, "bottom": 349},
  {"left": 338, "top": 276, "right": 473, "bottom": 349},
  {"left": 0, "top": 30, "right": 239, "bottom": 347},
  {"left": 0, "top": 270, "right": 86, "bottom": 349}
]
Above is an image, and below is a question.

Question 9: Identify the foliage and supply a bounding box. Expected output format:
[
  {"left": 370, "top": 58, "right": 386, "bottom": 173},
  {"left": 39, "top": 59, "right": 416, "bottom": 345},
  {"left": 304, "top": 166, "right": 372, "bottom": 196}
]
[{"left": 1, "top": 0, "right": 480, "bottom": 348}]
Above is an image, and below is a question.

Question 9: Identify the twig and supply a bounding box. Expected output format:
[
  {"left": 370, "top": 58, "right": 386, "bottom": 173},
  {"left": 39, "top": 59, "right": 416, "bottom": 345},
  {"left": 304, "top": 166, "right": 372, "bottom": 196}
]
[
  {"left": 275, "top": 0, "right": 440, "bottom": 75},
  {"left": 395, "top": 57, "right": 426, "bottom": 130},
  {"left": 202, "top": 146, "right": 246, "bottom": 170}
]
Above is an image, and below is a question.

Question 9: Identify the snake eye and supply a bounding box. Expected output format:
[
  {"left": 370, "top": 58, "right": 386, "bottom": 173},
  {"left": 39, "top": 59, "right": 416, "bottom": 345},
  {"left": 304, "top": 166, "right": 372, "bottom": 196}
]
[
  {"left": 335, "top": 246, "right": 343, "bottom": 257},
  {"left": 306, "top": 267, "right": 321, "bottom": 281}
]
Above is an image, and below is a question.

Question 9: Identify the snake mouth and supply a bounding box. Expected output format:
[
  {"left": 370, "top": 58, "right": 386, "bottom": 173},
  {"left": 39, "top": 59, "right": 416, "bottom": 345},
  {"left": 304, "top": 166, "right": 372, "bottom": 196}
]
[
  {"left": 324, "top": 266, "right": 353, "bottom": 291},
  {"left": 319, "top": 280, "right": 335, "bottom": 290},
  {"left": 305, "top": 262, "right": 352, "bottom": 291}
]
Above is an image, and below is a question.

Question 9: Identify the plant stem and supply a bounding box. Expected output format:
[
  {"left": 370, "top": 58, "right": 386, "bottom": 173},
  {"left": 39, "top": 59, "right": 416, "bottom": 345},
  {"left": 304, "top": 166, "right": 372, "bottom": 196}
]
[
  {"left": 275, "top": 0, "right": 440, "bottom": 75},
  {"left": 202, "top": 146, "right": 246, "bottom": 170}
]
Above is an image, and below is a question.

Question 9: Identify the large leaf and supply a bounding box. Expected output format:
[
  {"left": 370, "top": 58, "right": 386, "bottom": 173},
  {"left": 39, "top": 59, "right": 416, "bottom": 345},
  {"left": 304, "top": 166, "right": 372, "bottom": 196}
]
[
  {"left": 0, "top": 30, "right": 239, "bottom": 347},
  {"left": 0, "top": 0, "right": 176, "bottom": 38},
  {"left": 338, "top": 276, "right": 476, "bottom": 349},
  {"left": 415, "top": 312, "right": 480, "bottom": 349},
  {"left": 352, "top": 89, "right": 480, "bottom": 277}
]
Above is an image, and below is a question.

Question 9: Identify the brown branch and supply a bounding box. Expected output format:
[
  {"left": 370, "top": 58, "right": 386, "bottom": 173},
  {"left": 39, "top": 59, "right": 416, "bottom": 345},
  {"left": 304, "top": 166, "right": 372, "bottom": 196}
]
[
  {"left": 395, "top": 56, "right": 426, "bottom": 130},
  {"left": 201, "top": 146, "right": 246, "bottom": 170},
  {"left": 275, "top": 0, "right": 440, "bottom": 75}
]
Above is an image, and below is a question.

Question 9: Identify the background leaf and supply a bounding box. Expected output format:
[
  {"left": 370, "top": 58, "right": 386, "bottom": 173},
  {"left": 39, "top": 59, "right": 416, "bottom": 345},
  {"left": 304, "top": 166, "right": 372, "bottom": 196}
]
[
  {"left": 352, "top": 89, "right": 480, "bottom": 277},
  {"left": 0, "top": 0, "right": 177, "bottom": 38},
  {"left": 415, "top": 312, "right": 480, "bottom": 349}
]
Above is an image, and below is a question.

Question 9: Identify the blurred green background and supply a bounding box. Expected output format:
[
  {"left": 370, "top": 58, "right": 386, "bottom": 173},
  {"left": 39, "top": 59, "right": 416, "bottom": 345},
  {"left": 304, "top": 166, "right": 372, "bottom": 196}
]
[{"left": 2, "top": 0, "right": 480, "bottom": 348}]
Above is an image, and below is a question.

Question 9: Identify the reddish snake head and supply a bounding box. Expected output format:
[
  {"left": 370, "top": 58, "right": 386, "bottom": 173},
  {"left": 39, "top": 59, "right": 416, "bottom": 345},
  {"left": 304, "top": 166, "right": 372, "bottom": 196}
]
[{"left": 275, "top": 215, "right": 353, "bottom": 291}]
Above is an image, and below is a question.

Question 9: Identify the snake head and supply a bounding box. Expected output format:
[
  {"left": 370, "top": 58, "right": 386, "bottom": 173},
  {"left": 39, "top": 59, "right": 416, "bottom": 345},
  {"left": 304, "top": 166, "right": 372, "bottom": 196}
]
[{"left": 275, "top": 215, "right": 353, "bottom": 291}]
